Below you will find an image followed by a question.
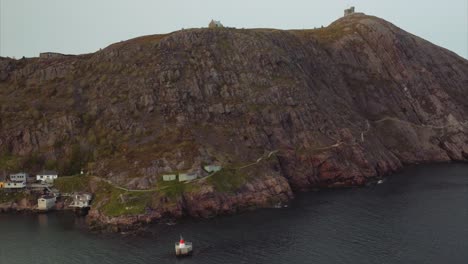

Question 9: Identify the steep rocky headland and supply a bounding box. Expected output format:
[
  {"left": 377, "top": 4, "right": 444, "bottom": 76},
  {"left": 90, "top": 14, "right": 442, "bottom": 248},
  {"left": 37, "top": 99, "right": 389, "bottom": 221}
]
[{"left": 1, "top": 14, "right": 467, "bottom": 231}]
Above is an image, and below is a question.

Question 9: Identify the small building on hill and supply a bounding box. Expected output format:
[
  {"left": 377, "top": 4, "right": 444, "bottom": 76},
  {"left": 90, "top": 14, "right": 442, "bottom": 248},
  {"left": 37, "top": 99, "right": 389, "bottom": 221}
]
[
  {"left": 209, "top": 19, "right": 224, "bottom": 28},
  {"left": 179, "top": 173, "right": 198, "bottom": 182},
  {"left": 344, "top": 6, "right": 355, "bottom": 16},
  {"left": 203, "top": 165, "right": 222, "bottom": 173},
  {"left": 163, "top": 174, "right": 177, "bottom": 181},
  {"left": 10, "top": 172, "right": 29, "bottom": 182},
  {"left": 37, "top": 171, "right": 58, "bottom": 183},
  {"left": 70, "top": 193, "right": 92, "bottom": 208}
]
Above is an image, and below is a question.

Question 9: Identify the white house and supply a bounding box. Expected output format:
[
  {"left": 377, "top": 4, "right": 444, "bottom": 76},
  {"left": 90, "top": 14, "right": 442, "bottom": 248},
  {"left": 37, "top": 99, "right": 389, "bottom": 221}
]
[
  {"left": 36, "top": 171, "right": 58, "bottom": 182},
  {"left": 37, "top": 195, "right": 56, "bottom": 210},
  {"left": 179, "top": 173, "right": 198, "bottom": 182},
  {"left": 4, "top": 181, "right": 26, "bottom": 189},
  {"left": 10, "top": 172, "right": 29, "bottom": 182}
]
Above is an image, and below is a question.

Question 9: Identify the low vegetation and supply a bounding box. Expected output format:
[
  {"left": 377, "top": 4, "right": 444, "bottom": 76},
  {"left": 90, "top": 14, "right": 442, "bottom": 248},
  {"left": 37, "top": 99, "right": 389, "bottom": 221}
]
[
  {"left": 157, "top": 179, "right": 199, "bottom": 199},
  {"left": 0, "top": 190, "right": 31, "bottom": 204},
  {"left": 207, "top": 168, "right": 249, "bottom": 193},
  {"left": 54, "top": 175, "right": 91, "bottom": 193},
  {"left": 92, "top": 181, "right": 153, "bottom": 217}
]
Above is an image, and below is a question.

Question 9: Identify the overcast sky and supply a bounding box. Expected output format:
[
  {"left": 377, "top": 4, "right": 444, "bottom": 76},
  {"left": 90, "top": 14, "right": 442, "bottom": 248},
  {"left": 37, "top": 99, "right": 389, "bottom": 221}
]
[{"left": 1, "top": 0, "right": 467, "bottom": 58}]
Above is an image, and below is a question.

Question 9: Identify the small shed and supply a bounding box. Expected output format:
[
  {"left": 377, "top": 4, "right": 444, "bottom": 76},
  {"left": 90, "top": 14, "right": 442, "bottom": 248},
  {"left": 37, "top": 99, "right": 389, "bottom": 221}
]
[
  {"left": 203, "top": 165, "right": 222, "bottom": 173},
  {"left": 179, "top": 173, "right": 198, "bottom": 182},
  {"left": 163, "top": 174, "right": 177, "bottom": 181},
  {"left": 38, "top": 195, "right": 56, "bottom": 210}
]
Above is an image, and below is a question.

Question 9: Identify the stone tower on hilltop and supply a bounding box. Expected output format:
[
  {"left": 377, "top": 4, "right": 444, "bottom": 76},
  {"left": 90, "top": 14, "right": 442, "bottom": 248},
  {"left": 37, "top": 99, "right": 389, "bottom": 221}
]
[
  {"left": 209, "top": 19, "right": 224, "bottom": 28},
  {"left": 344, "top": 6, "right": 355, "bottom": 17}
]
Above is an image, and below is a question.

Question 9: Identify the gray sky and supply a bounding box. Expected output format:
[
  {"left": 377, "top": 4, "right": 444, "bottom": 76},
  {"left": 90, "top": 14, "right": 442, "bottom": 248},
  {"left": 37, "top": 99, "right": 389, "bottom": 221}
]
[{"left": 1, "top": 0, "right": 467, "bottom": 59}]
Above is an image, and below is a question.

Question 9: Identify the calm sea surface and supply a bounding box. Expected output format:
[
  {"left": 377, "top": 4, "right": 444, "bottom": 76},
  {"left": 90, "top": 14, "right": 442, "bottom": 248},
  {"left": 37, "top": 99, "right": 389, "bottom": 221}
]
[{"left": 1, "top": 163, "right": 467, "bottom": 264}]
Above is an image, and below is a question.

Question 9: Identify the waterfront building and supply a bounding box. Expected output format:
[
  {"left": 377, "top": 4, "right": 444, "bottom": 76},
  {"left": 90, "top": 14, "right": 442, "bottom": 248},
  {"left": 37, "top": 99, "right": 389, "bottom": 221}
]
[
  {"left": 175, "top": 236, "right": 193, "bottom": 256},
  {"left": 37, "top": 195, "right": 56, "bottom": 210}
]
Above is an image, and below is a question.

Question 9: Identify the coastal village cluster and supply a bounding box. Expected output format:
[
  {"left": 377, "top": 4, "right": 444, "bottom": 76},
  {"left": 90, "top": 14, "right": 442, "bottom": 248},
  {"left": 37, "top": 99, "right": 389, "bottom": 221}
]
[
  {"left": 0, "top": 163, "right": 223, "bottom": 212},
  {"left": 0, "top": 171, "right": 92, "bottom": 211}
]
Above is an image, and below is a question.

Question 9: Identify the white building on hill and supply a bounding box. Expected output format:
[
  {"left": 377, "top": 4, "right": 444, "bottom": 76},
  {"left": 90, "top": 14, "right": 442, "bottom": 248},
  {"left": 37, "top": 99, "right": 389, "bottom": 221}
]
[
  {"left": 179, "top": 173, "right": 198, "bottom": 182},
  {"left": 10, "top": 172, "right": 29, "bottom": 182},
  {"left": 37, "top": 171, "right": 58, "bottom": 183},
  {"left": 163, "top": 174, "right": 177, "bottom": 181}
]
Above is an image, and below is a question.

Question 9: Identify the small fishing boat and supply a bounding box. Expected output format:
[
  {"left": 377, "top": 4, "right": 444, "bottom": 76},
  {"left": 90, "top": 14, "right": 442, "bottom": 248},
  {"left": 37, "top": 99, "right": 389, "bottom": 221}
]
[
  {"left": 175, "top": 236, "right": 192, "bottom": 256},
  {"left": 377, "top": 179, "right": 384, "bottom": 184}
]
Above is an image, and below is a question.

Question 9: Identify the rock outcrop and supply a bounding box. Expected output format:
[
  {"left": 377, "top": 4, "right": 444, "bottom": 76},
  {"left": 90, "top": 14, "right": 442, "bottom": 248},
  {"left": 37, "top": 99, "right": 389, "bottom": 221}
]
[{"left": 1, "top": 14, "right": 468, "bottom": 229}]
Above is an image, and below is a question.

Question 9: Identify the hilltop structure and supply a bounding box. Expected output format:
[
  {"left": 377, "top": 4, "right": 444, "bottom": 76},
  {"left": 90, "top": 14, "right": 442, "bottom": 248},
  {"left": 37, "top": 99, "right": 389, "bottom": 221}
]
[
  {"left": 344, "top": 6, "right": 355, "bottom": 16},
  {"left": 208, "top": 19, "right": 223, "bottom": 28}
]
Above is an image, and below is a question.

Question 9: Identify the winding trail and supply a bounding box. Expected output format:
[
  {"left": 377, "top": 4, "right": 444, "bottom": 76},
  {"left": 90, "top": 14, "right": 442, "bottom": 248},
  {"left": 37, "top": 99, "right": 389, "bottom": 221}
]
[
  {"left": 93, "top": 117, "right": 467, "bottom": 193},
  {"left": 371, "top": 116, "right": 466, "bottom": 130}
]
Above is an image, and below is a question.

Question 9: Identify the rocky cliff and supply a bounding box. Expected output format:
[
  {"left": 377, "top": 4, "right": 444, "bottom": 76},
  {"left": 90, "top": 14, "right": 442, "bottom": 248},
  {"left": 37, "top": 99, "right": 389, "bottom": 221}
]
[{"left": 1, "top": 14, "right": 468, "bottom": 230}]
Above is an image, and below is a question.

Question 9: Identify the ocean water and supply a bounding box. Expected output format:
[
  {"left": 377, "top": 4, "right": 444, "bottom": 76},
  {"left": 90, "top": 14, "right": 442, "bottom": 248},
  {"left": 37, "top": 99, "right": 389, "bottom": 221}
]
[{"left": 0, "top": 163, "right": 467, "bottom": 264}]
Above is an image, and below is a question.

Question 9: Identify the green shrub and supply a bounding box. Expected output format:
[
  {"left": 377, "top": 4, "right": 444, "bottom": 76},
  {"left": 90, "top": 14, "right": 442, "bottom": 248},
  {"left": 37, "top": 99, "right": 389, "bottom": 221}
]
[
  {"left": 207, "top": 168, "right": 248, "bottom": 193},
  {"left": 54, "top": 175, "right": 90, "bottom": 193}
]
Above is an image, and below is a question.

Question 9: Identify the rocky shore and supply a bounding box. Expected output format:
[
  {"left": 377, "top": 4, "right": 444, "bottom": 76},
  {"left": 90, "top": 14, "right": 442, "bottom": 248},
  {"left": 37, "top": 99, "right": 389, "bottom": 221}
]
[{"left": 86, "top": 175, "right": 293, "bottom": 232}]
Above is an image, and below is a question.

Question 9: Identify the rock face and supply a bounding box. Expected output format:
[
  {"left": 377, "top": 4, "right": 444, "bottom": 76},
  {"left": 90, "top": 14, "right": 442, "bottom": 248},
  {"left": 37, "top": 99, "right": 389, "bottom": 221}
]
[
  {"left": 1, "top": 14, "right": 468, "bottom": 228},
  {"left": 0, "top": 197, "right": 36, "bottom": 212}
]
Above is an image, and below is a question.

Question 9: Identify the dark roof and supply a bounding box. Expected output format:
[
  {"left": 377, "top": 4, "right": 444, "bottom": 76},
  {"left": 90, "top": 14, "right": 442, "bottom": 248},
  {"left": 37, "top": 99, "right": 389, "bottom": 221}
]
[
  {"left": 40, "top": 195, "right": 56, "bottom": 199},
  {"left": 39, "top": 170, "right": 58, "bottom": 175}
]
